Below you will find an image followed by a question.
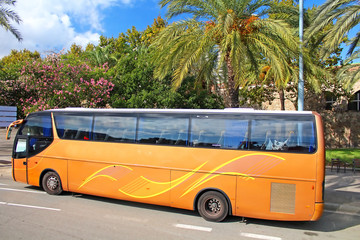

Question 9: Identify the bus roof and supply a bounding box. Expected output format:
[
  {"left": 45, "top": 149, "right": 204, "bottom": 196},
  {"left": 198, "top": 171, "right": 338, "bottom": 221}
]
[{"left": 46, "top": 108, "right": 315, "bottom": 116}]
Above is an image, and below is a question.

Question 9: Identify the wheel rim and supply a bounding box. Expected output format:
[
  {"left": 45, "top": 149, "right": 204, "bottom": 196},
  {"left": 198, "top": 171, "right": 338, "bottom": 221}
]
[
  {"left": 47, "top": 176, "right": 59, "bottom": 191},
  {"left": 205, "top": 198, "right": 222, "bottom": 215}
]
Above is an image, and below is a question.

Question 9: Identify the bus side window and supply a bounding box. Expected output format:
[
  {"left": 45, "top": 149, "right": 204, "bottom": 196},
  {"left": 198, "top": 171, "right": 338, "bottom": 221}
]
[
  {"left": 250, "top": 120, "right": 294, "bottom": 151},
  {"left": 250, "top": 118, "right": 316, "bottom": 153},
  {"left": 175, "top": 130, "right": 188, "bottom": 146},
  {"left": 93, "top": 116, "right": 136, "bottom": 143},
  {"left": 55, "top": 114, "right": 93, "bottom": 141},
  {"left": 137, "top": 116, "right": 189, "bottom": 146},
  {"left": 190, "top": 117, "right": 248, "bottom": 149}
]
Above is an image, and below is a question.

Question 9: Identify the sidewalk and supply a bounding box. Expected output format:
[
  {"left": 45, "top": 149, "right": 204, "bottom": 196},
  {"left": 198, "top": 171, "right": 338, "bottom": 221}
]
[
  {"left": 0, "top": 128, "right": 14, "bottom": 177},
  {"left": 0, "top": 128, "right": 359, "bottom": 216},
  {"left": 324, "top": 167, "right": 360, "bottom": 215}
]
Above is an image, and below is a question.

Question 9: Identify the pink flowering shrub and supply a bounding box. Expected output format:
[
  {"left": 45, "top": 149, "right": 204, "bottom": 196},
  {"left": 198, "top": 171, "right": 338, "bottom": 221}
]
[{"left": 17, "top": 53, "right": 114, "bottom": 116}]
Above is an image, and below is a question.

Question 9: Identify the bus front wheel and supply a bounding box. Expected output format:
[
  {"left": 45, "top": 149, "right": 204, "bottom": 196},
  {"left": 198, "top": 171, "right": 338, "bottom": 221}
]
[
  {"left": 197, "top": 191, "right": 229, "bottom": 222},
  {"left": 42, "top": 171, "right": 63, "bottom": 195}
]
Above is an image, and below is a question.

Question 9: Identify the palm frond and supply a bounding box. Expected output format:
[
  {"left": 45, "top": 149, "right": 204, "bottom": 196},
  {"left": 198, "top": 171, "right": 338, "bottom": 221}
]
[{"left": 0, "top": 0, "right": 22, "bottom": 41}]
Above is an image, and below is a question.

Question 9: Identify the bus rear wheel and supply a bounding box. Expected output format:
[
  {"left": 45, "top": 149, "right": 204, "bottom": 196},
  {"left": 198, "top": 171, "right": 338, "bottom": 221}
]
[
  {"left": 42, "top": 171, "right": 63, "bottom": 195},
  {"left": 197, "top": 191, "right": 229, "bottom": 222}
]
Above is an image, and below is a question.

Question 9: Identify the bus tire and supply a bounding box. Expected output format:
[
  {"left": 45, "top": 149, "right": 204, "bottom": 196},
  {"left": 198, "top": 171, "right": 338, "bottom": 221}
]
[
  {"left": 42, "top": 171, "right": 63, "bottom": 195},
  {"left": 197, "top": 191, "right": 228, "bottom": 222}
]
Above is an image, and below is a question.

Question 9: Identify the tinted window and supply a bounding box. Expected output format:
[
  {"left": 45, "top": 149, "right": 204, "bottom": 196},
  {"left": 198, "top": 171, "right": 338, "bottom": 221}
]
[
  {"left": 93, "top": 115, "right": 136, "bottom": 143},
  {"left": 19, "top": 114, "right": 53, "bottom": 137},
  {"left": 16, "top": 113, "right": 53, "bottom": 158},
  {"left": 250, "top": 117, "right": 316, "bottom": 153},
  {"left": 190, "top": 116, "right": 249, "bottom": 149},
  {"left": 54, "top": 114, "right": 93, "bottom": 140},
  {"left": 137, "top": 116, "right": 189, "bottom": 146}
]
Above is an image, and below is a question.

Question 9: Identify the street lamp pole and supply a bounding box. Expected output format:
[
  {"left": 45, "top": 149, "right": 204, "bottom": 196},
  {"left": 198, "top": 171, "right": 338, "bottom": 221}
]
[{"left": 298, "top": 0, "right": 304, "bottom": 111}]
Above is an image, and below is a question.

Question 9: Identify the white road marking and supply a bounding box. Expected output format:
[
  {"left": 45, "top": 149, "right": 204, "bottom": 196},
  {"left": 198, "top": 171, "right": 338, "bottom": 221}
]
[
  {"left": 0, "top": 201, "right": 61, "bottom": 211},
  {"left": 174, "top": 224, "right": 212, "bottom": 232},
  {"left": 0, "top": 187, "right": 45, "bottom": 194},
  {"left": 104, "top": 214, "right": 149, "bottom": 223},
  {"left": 0, "top": 183, "right": 8, "bottom": 186},
  {"left": 240, "top": 232, "right": 282, "bottom": 240}
]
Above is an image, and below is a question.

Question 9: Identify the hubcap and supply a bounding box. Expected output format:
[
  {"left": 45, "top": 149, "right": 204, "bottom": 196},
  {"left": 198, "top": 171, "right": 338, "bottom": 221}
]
[
  {"left": 207, "top": 198, "right": 221, "bottom": 213},
  {"left": 47, "top": 176, "right": 58, "bottom": 190}
]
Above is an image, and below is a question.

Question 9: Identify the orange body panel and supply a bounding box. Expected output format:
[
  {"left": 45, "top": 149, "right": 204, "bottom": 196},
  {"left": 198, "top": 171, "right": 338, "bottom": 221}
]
[
  {"left": 21, "top": 138, "right": 324, "bottom": 221},
  {"left": 12, "top": 158, "right": 27, "bottom": 183}
]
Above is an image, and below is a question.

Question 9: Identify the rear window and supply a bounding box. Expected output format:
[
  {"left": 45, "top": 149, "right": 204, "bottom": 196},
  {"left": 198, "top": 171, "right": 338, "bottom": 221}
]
[{"left": 249, "top": 116, "right": 316, "bottom": 153}]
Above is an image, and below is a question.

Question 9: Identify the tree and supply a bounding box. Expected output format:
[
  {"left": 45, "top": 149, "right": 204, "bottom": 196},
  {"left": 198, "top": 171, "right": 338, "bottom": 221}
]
[
  {"left": 262, "top": 0, "right": 331, "bottom": 110},
  {"left": 152, "top": 0, "right": 299, "bottom": 108},
  {"left": 142, "top": 16, "right": 167, "bottom": 46},
  {"left": 85, "top": 45, "right": 118, "bottom": 67},
  {"left": 0, "top": 49, "right": 40, "bottom": 112},
  {"left": 0, "top": 0, "right": 22, "bottom": 41},
  {"left": 306, "top": 0, "right": 360, "bottom": 95},
  {"left": 111, "top": 44, "right": 223, "bottom": 109},
  {"left": 1, "top": 52, "right": 114, "bottom": 117},
  {"left": 306, "top": 0, "right": 360, "bottom": 60},
  {"left": 0, "top": 49, "right": 40, "bottom": 67}
]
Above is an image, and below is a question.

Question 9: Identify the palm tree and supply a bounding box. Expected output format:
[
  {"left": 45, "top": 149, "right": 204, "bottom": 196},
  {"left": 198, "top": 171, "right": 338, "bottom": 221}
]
[
  {"left": 260, "top": 0, "right": 326, "bottom": 110},
  {"left": 306, "top": 0, "right": 360, "bottom": 60},
  {"left": 0, "top": 0, "right": 22, "bottom": 41},
  {"left": 152, "top": 0, "right": 299, "bottom": 108},
  {"left": 85, "top": 45, "right": 118, "bottom": 67},
  {"left": 306, "top": 0, "right": 360, "bottom": 92}
]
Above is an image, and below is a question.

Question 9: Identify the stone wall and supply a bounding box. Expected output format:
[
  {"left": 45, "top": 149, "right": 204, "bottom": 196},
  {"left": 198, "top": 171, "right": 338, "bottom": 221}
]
[
  {"left": 260, "top": 91, "right": 359, "bottom": 149},
  {"left": 319, "top": 111, "right": 360, "bottom": 149},
  {"left": 244, "top": 84, "right": 360, "bottom": 149}
]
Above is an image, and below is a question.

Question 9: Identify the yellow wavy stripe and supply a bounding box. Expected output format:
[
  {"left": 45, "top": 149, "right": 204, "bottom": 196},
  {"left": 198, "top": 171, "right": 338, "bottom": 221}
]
[
  {"left": 180, "top": 172, "right": 254, "bottom": 198},
  {"left": 221, "top": 172, "right": 255, "bottom": 179},
  {"left": 118, "top": 162, "right": 208, "bottom": 199},
  {"left": 78, "top": 164, "right": 133, "bottom": 189},
  {"left": 88, "top": 175, "right": 117, "bottom": 182},
  {"left": 180, "top": 153, "right": 283, "bottom": 197},
  {"left": 210, "top": 153, "right": 285, "bottom": 175},
  {"left": 180, "top": 172, "right": 255, "bottom": 198},
  {"left": 139, "top": 162, "right": 208, "bottom": 185},
  {"left": 120, "top": 177, "right": 149, "bottom": 193}
]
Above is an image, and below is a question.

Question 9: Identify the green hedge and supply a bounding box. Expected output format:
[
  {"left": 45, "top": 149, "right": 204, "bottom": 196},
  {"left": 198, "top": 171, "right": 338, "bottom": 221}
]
[{"left": 326, "top": 149, "right": 360, "bottom": 164}]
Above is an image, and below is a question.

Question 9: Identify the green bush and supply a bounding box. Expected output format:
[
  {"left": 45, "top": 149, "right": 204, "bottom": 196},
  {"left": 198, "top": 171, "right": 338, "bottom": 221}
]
[{"left": 326, "top": 149, "right": 360, "bottom": 164}]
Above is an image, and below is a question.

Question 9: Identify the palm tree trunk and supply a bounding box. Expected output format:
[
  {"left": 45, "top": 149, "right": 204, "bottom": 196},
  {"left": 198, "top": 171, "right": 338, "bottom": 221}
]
[
  {"left": 279, "top": 88, "right": 285, "bottom": 111},
  {"left": 225, "top": 53, "right": 239, "bottom": 108}
]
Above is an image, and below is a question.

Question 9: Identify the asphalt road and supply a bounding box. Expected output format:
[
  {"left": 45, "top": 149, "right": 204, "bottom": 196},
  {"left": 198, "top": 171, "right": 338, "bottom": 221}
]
[{"left": 0, "top": 176, "right": 359, "bottom": 240}]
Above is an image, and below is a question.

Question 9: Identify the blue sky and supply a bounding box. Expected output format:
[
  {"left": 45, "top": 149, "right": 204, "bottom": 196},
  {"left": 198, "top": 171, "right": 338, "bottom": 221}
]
[{"left": 0, "top": 0, "right": 326, "bottom": 58}]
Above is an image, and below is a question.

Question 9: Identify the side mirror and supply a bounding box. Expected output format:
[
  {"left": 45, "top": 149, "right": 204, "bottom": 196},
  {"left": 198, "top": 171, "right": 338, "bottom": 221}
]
[
  {"left": 6, "top": 127, "right": 12, "bottom": 140},
  {"left": 5, "top": 119, "right": 24, "bottom": 140}
]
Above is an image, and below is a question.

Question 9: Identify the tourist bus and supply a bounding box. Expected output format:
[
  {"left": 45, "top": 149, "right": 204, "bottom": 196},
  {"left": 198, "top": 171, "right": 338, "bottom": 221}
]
[{"left": 6, "top": 108, "right": 324, "bottom": 222}]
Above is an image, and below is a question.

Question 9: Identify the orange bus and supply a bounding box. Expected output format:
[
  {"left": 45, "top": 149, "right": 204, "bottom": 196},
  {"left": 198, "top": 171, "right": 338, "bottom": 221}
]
[{"left": 6, "top": 108, "right": 324, "bottom": 222}]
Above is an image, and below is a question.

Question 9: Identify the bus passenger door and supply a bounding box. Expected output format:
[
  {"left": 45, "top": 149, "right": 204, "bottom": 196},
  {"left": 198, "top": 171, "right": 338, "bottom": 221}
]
[{"left": 12, "top": 136, "right": 28, "bottom": 184}]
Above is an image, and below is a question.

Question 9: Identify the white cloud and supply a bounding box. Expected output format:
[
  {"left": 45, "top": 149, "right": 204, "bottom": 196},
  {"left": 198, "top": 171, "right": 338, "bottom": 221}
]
[{"left": 0, "top": 0, "right": 135, "bottom": 58}]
